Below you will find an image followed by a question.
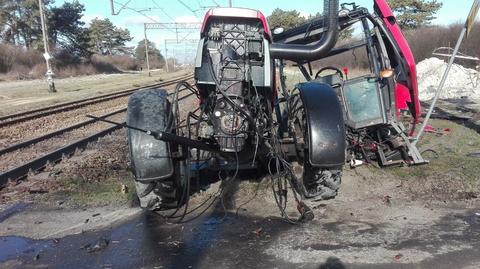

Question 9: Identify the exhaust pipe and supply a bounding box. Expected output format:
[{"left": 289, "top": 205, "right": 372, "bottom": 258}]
[{"left": 269, "top": 0, "right": 339, "bottom": 61}]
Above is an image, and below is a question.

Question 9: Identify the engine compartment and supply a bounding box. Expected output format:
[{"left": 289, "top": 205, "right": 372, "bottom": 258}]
[{"left": 195, "top": 14, "right": 273, "bottom": 152}]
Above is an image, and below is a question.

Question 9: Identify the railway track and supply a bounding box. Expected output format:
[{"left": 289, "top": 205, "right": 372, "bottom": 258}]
[
  {"left": 0, "top": 74, "right": 194, "bottom": 128},
  {"left": 0, "top": 75, "right": 197, "bottom": 187}
]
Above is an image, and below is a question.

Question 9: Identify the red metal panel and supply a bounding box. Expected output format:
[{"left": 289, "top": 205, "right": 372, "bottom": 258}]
[
  {"left": 201, "top": 8, "right": 271, "bottom": 40},
  {"left": 374, "top": 0, "right": 422, "bottom": 122}
]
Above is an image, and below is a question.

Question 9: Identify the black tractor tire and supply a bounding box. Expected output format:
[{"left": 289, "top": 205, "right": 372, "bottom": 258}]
[
  {"left": 289, "top": 92, "right": 343, "bottom": 202},
  {"left": 127, "top": 88, "right": 183, "bottom": 211},
  {"left": 133, "top": 171, "right": 182, "bottom": 211},
  {"left": 303, "top": 165, "right": 342, "bottom": 201}
]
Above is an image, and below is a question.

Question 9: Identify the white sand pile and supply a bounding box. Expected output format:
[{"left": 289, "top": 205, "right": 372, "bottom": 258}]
[{"left": 416, "top": 57, "right": 480, "bottom": 100}]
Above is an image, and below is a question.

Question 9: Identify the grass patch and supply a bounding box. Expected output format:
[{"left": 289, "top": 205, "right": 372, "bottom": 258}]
[
  {"left": 390, "top": 119, "right": 480, "bottom": 183},
  {"left": 50, "top": 175, "right": 136, "bottom": 207}
]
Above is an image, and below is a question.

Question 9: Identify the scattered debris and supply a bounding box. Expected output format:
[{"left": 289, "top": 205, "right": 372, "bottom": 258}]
[
  {"left": 121, "top": 184, "right": 128, "bottom": 194},
  {"left": 33, "top": 253, "right": 40, "bottom": 261},
  {"left": 394, "top": 253, "right": 403, "bottom": 261},
  {"left": 456, "top": 191, "right": 478, "bottom": 200},
  {"left": 166, "top": 240, "right": 184, "bottom": 248},
  {"left": 424, "top": 125, "right": 451, "bottom": 135},
  {"left": 382, "top": 195, "right": 392, "bottom": 206},
  {"left": 81, "top": 238, "right": 110, "bottom": 253},
  {"left": 92, "top": 213, "right": 100, "bottom": 217},
  {"left": 254, "top": 227, "right": 264, "bottom": 236},
  {"left": 28, "top": 188, "right": 48, "bottom": 194},
  {"left": 421, "top": 149, "right": 440, "bottom": 159},
  {"left": 466, "top": 152, "right": 480, "bottom": 158},
  {"left": 49, "top": 170, "right": 63, "bottom": 176},
  {"left": 349, "top": 159, "right": 364, "bottom": 168}
]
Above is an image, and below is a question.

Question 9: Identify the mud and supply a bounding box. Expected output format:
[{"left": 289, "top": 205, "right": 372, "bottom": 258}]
[{"left": 0, "top": 199, "right": 479, "bottom": 269}]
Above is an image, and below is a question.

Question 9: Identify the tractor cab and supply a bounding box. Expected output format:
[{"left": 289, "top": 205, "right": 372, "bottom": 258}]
[{"left": 272, "top": 0, "right": 426, "bottom": 166}]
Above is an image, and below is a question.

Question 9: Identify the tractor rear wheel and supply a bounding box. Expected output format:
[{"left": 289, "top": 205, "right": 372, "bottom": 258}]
[
  {"left": 289, "top": 93, "right": 343, "bottom": 201},
  {"left": 127, "top": 88, "right": 185, "bottom": 210}
]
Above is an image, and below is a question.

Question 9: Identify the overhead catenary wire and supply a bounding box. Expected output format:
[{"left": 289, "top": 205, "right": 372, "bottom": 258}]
[
  {"left": 176, "top": 0, "right": 200, "bottom": 19},
  {"left": 152, "top": 0, "right": 176, "bottom": 21}
]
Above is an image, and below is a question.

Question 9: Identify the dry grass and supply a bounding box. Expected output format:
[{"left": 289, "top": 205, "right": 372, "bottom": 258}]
[
  {"left": 91, "top": 55, "right": 138, "bottom": 71},
  {"left": 0, "top": 69, "right": 191, "bottom": 116},
  {"left": 0, "top": 44, "right": 141, "bottom": 81},
  {"left": 405, "top": 22, "right": 480, "bottom": 66}
]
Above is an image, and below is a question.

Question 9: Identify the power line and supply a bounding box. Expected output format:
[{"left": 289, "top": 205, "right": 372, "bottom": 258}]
[
  {"left": 112, "top": 1, "right": 179, "bottom": 34},
  {"left": 176, "top": 0, "right": 200, "bottom": 18},
  {"left": 152, "top": 0, "right": 176, "bottom": 21},
  {"left": 113, "top": 0, "right": 161, "bottom": 23},
  {"left": 110, "top": 0, "right": 133, "bottom": 15}
]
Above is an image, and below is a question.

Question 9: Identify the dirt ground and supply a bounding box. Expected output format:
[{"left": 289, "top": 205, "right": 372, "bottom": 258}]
[
  {"left": 0, "top": 77, "right": 479, "bottom": 268},
  {"left": 0, "top": 115, "right": 479, "bottom": 268}
]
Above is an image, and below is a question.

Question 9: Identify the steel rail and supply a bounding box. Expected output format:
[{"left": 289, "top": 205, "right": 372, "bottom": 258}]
[
  {"left": 0, "top": 78, "right": 198, "bottom": 187},
  {"left": 0, "top": 124, "right": 124, "bottom": 186},
  {"left": 0, "top": 74, "right": 193, "bottom": 127},
  {"left": 0, "top": 107, "right": 127, "bottom": 156},
  {"left": 0, "top": 82, "right": 196, "bottom": 157}
]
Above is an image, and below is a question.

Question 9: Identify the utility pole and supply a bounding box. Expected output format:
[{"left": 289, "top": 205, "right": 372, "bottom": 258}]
[
  {"left": 143, "top": 24, "right": 151, "bottom": 76},
  {"left": 38, "top": 0, "right": 56, "bottom": 93},
  {"left": 172, "top": 49, "right": 176, "bottom": 71},
  {"left": 110, "top": 0, "right": 115, "bottom": 15},
  {"left": 164, "top": 39, "right": 170, "bottom": 73},
  {"left": 228, "top": 0, "right": 232, "bottom": 7}
]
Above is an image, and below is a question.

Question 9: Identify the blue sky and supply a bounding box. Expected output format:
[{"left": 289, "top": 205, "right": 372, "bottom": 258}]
[{"left": 56, "top": 0, "right": 477, "bottom": 61}]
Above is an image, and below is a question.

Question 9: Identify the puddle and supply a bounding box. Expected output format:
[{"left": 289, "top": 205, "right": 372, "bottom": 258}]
[
  {"left": 1, "top": 207, "right": 480, "bottom": 268},
  {"left": 464, "top": 212, "right": 480, "bottom": 226},
  {"left": 0, "top": 210, "right": 292, "bottom": 268},
  {"left": 0, "top": 236, "right": 52, "bottom": 262}
]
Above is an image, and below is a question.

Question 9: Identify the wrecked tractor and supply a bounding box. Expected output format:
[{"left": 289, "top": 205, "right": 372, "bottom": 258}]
[{"left": 124, "top": 0, "right": 425, "bottom": 220}]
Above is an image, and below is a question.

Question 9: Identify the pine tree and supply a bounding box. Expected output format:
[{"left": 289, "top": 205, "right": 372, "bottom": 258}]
[
  {"left": 87, "top": 18, "right": 132, "bottom": 55},
  {"left": 135, "top": 39, "right": 165, "bottom": 68},
  {"left": 387, "top": 0, "right": 443, "bottom": 29},
  {"left": 267, "top": 9, "right": 306, "bottom": 31}
]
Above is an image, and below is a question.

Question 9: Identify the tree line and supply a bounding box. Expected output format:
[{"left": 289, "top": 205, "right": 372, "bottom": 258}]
[
  {"left": 0, "top": 0, "right": 164, "bottom": 71},
  {"left": 267, "top": 0, "right": 442, "bottom": 32},
  {"left": 0, "top": 0, "right": 445, "bottom": 79}
]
